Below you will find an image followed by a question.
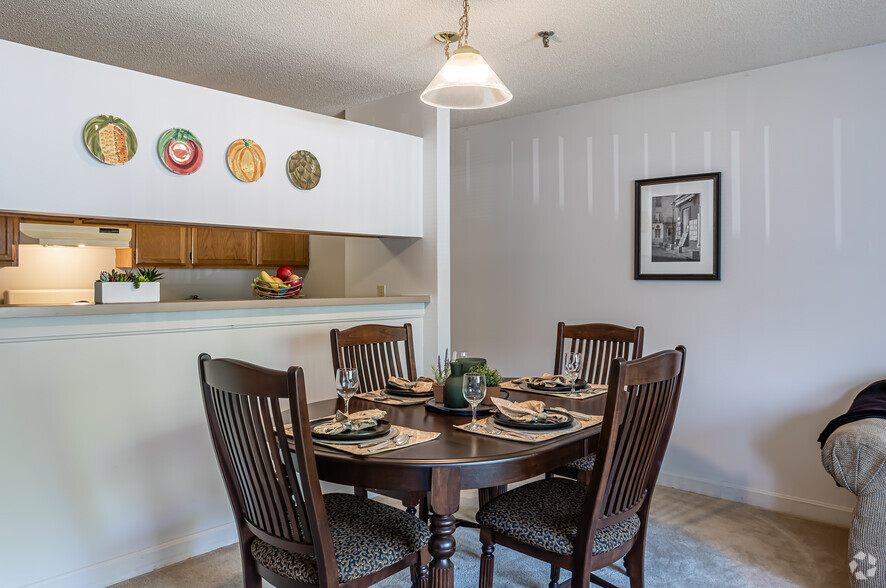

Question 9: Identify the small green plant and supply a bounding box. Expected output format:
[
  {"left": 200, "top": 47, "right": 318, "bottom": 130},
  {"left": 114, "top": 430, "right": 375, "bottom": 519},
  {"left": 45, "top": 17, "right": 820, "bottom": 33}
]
[
  {"left": 430, "top": 349, "right": 451, "bottom": 385},
  {"left": 469, "top": 362, "right": 502, "bottom": 387},
  {"left": 99, "top": 267, "right": 164, "bottom": 289}
]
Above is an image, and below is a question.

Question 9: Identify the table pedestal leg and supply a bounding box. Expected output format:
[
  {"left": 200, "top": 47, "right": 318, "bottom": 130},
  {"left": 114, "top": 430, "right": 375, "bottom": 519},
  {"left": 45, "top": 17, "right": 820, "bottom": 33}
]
[
  {"left": 428, "top": 468, "right": 460, "bottom": 588},
  {"left": 429, "top": 512, "right": 456, "bottom": 587}
]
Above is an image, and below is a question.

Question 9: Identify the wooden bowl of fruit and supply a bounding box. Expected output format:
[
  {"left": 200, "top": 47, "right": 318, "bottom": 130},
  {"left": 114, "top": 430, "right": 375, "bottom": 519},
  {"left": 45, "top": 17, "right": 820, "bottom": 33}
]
[{"left": 252, "top": 267, "right": 303, "bottom": 298}]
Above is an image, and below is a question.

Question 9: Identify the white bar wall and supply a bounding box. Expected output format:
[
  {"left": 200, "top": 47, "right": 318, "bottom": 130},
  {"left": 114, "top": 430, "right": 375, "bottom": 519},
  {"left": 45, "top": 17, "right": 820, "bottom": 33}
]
[
  {"left": 451, "top": 42, "right": 886, "bottom": 527},
  {"left": 0, "top": 40, "right": 421, "bottom": 237}
]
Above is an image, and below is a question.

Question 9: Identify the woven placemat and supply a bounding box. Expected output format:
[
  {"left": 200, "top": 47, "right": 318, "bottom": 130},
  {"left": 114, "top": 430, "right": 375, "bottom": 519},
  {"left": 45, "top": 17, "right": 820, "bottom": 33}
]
[
  {"left": 354, "top": 392, "right": 428, "bottom": 406},
  {"left": 454, "top": 415, "right": 602, "bottom": 444},
  {"left": 502, "top": 380, "right": 607, "bottom": 400},
  {"left": 286, "top": 424, "right": 439, "bottom": 455}
]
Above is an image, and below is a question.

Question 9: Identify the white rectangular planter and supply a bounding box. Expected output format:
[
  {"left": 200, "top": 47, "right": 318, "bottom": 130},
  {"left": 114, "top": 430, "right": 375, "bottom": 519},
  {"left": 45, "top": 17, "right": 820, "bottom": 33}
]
[{"left": 94, "top": 281, "right": 160, "bottom": 304}]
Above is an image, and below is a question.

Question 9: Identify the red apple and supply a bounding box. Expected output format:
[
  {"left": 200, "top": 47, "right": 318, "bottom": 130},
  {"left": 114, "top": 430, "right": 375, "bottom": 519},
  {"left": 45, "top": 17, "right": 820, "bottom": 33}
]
[{"left": 276, "top": 266, "right": 294, "bottom": 281}]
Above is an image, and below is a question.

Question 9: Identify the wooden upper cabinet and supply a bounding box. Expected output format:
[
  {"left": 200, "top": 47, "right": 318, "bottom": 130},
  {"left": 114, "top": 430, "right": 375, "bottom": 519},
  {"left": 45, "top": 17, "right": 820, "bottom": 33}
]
[
  {"left": 191, "top": 226, "right": 256, "bottom": 268},
  {"left": 125, "top": 223, "right": 309, "bottom": 269},
  {"left": 134, "top": 224, "right": 190, "bottom": 267},
  {"left": 256, "top": 231, "right": 309, "bottom": 269},
  {"left": 0, "top": 215, "right": 19, "bottom": 266}
]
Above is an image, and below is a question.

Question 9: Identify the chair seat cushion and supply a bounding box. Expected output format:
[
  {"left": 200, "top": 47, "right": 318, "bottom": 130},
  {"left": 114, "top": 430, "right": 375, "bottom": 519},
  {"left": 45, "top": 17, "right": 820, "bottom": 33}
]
[
  {"left": 251, "top": 493, "right": 430, "bottom": 585},
  {"left": 476, "top": 478, "right": 640, "bottom": 556},
  {"left": 567, "top": 453, "right": 597, "bottom": 471}
]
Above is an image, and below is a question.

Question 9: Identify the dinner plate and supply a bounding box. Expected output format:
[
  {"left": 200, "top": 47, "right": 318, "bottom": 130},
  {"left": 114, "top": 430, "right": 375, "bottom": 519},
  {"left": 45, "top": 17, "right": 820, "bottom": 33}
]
[
  {"left": 527, "top": 378, "right": 587, "bottom": 392},
  {"left": 313, "top": 427, "right": 400, "bottom": 446},
  {"left": 311, "top": 419, "right": 391, "bottom": 442},
  {"left": 519, "top": 382, "right": 590, "bottom": 395},
  {"left": 385, "top": 386, "right": 434, "bottom": 398},
  {"left": 493, "top": 411, "right": 574, "bottom": 430}
]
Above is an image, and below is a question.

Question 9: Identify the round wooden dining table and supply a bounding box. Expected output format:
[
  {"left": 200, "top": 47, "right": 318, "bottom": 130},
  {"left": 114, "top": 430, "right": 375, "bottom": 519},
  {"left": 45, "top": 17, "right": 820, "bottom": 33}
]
[{"left": 307, "top": 388, "right": 607, "bottom": 588}]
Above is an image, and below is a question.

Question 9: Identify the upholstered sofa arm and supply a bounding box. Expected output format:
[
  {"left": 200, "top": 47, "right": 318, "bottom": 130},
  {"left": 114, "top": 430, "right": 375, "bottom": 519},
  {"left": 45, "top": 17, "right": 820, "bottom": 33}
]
[{"left": 821, "top": 418, "right": 886, "bottom": 587}]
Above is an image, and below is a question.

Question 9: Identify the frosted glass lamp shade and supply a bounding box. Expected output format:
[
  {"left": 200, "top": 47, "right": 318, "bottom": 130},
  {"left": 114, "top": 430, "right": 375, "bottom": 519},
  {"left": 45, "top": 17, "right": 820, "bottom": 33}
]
[{"left": 421, "top": 46, "right": 512, "bottom": 109}]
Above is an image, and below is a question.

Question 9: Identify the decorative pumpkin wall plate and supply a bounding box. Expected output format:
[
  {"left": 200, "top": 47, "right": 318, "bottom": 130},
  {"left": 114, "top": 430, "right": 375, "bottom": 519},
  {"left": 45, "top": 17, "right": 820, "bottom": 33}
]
[
  {"left": 227, "top": 139, "right": 266, "bottom": 182},
  {"left": 158, "top": 128, "right": 203, "bottom": 174},
  {"left": 83, "top": 115, "right": 138, "bottom": 165},
  {"left": 287, "top": 150, "right": 321, "bottom": 190}
]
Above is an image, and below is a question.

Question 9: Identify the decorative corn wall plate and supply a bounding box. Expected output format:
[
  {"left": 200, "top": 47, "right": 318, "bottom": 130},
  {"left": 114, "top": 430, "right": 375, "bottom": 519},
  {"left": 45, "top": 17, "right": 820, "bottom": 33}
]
[
  {"left": 227, "top": 139, "right": 266, "bottom": 182},
  {"left": 158, "top": 128, "right": 203, "bottom": 175},
  {"left": 83, "top": 115, "right": 138, "bottom": 165},
  {"left": 287, "top": 150, "right": 321, "bottom": 190}
]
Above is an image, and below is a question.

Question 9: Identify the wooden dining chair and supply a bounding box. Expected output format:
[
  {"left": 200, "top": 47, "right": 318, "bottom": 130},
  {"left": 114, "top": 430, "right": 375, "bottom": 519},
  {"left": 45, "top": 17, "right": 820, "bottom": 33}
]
[
  {"left": 476, "top": 346, "right": 686, "bottom": 588},
  {"left": 198, "top": 353, "right": 430, "bottom": 588},
  {"left": 552, "top": 322, "right": 645, "bottom": 483},
  {"left": 330, "top": 323, "right": 426, "bottom": 514},
  {"left": 331, "top": 323, "right": 418, "bottom": 391}
]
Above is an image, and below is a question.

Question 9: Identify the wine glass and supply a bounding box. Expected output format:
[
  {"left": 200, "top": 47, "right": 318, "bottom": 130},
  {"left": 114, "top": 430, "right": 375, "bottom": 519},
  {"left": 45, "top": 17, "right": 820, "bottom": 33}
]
[
  {"left": 462, "top": 373, "right": 486, "bottom": 431},
  {"left": 335, "top": 367, "right": 360, "bottom": 416},
  {"left": 563, "top": 351, "right": 583, "bottom": 397},
  {"left": 452, "top": 350, "right": 469, "bottom": 362}
]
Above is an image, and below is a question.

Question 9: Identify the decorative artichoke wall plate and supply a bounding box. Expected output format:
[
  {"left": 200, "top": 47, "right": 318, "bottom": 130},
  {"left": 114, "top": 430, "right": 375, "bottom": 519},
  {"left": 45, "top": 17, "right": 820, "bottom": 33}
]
[
  {"left": 287, "top": 150, "right": 321, "bottom": 190},
  {"left": 227, "top": 139, "right": 266, "bottom": 182},
  {"left": 158, "top": 128, "right": 203, "bottom": 174},
  {"left": 83, "top": 115, "right": 138, "bottom": 165}
]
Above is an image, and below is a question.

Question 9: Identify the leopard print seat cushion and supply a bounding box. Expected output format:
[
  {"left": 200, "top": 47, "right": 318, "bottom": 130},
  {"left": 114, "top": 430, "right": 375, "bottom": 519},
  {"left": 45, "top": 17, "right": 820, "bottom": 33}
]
[
  {"left": 251, "top": 493, "right": 430, "bottom": 585},
  {"left": 567, "top": 453, "right": 597, "bottom": 471},
  {"left": 477, "top": 477, "right": 640, "bottom": 556}
]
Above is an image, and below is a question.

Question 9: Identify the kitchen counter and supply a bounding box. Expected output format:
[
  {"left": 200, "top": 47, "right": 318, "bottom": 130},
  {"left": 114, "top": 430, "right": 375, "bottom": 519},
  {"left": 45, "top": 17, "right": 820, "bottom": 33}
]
[{"left": 0, "top": 295, "right": 430, "bottom": 319}]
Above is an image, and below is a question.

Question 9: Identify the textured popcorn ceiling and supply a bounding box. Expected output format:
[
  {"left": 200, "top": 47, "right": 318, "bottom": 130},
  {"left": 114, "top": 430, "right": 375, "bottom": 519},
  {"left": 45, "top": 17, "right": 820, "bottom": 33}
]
[{"left": 3, "top": 0, "right": 886, "bottom": 128}]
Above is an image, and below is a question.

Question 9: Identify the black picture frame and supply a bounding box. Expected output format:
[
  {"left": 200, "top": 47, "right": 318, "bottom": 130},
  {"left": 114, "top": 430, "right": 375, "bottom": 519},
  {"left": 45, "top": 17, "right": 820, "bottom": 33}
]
[{"left": 634, "top": 172, "right": 721, "bottom": 280}]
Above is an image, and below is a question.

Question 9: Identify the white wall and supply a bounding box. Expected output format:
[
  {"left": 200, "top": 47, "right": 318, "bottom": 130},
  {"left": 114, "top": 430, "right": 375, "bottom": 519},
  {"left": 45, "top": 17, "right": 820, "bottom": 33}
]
[
  {"left": 346, "top": 90, "right": 451, "bottom": 367},
  {"left": 0, "top": 40, "right": 421, "bottom": 237},
  {"left": 0, "top": 303, "right": 426, "bottom": 587},
  {"left": 451, "top": 43, "right": 886, "bottom": 526}
]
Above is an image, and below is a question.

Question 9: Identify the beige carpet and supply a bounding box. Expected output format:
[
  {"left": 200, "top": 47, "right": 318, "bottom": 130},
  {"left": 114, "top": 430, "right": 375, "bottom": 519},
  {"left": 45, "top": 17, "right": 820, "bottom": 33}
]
[{"left": 113, "top": 486, "right": 849, "bottom": 588}]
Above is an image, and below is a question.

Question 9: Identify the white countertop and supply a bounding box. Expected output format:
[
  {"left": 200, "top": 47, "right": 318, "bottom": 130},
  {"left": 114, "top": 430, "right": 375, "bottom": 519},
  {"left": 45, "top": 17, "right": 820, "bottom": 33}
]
[{"left": 0, "top": 295, "right": 431, "bottom": 319}]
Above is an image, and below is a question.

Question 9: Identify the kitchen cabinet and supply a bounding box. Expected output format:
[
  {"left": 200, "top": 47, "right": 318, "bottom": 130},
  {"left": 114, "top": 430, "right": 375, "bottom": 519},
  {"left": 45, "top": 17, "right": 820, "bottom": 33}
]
[
  {"left": 122, "top": 223, "right": 309, "bottom": 270},
  {"left": 0, "top": 215, "right": 18, "bottom": 266},
  {"left": 133, "top": 224, "right": 190, "bottom": 267},
  {"left": 256, "top": 231, "right": 309, "bottom": 269},
  {"left": 191, "top": 226, "right": 256, "bottom": 268}
]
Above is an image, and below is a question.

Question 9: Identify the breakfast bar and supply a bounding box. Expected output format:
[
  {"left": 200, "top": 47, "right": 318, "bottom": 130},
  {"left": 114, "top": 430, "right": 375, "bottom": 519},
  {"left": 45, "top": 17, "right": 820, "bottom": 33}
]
[{"left": 0, "top": 295, "right": 430, "bottom": 585}]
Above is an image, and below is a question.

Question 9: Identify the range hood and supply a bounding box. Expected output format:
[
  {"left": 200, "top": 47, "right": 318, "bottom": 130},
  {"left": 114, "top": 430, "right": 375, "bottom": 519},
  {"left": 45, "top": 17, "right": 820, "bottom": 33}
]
[{"left": 19, "top": 222, "right": 132, "bottom": 248}]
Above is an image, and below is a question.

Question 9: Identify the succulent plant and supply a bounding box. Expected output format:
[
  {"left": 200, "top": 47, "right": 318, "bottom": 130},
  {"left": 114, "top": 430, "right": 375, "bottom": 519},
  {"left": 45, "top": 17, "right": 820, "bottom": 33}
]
[
  {"left": 98, "top": 267, "right": 163, "bottom": 288},
  {"left": 468, "top": 362, "right": 503, "bottom": 387}
]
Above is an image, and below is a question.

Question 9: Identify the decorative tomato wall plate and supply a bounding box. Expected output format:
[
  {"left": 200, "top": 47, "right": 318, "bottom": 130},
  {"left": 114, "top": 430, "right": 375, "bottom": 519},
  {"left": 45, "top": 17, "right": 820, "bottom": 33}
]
[
  {"left": 227, "top": 139, "right": 266, "bottom": 182},
  {"left": 287, "top": 150, "right": 321, "bottom": 190},
  {"left": 158, "top": 128, "right": 203, "bottom": 174},
  {"left": 83, "top": 115, "right": 138, "bottom": 165}
]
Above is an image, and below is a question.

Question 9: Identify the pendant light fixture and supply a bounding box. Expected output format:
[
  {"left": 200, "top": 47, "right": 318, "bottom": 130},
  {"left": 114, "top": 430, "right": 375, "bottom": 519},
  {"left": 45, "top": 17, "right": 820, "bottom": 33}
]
[{"left": 421, "top": 0, "right": 512, "bottom": 110}]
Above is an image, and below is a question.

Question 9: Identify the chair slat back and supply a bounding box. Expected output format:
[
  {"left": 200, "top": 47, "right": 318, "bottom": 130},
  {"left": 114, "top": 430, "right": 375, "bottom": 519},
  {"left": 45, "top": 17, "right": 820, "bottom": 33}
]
[
  {"left": 198, "top": 354, "right": 338, "bottom": 583},
  {"left": 554, "top": 322, "right": 644, "bottom": 385},
  {"left": 331, "top": 324, "right": 417, "bottom": 392},
  {"left": 580, "top": 347, "right": 686, "bottom": 539}
]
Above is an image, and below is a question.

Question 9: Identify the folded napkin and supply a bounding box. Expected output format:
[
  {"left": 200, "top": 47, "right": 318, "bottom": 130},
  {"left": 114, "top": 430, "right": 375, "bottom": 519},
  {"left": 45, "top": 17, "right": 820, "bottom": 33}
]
[
  {"left": 491, "top": 397, "right": 569, "bottom": 423},
  {"left": 512, "top": 373, "right": 574, "bottom": 389},
  {"left": 387, "top": 376, "right": 434, "bottom": 393},
  {"left": 312, "top": 409, "right": 386, "bottom": 435}
]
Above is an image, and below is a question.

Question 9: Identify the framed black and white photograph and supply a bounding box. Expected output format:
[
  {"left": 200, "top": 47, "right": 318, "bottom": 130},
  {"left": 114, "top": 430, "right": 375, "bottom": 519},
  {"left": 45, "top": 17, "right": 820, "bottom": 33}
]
[{"left": 634, "top": 172, "right": 721, "bottom": 280}]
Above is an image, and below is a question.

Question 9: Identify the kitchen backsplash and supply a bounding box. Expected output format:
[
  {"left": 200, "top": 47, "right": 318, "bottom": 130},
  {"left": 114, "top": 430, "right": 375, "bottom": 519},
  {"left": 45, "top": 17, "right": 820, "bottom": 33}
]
[{"left": 0, "top": 241, "right": 340, "bottom": 302}]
